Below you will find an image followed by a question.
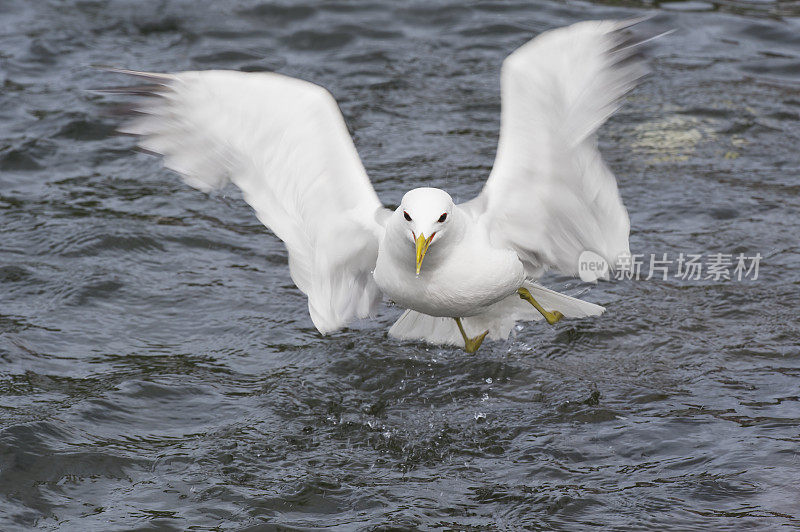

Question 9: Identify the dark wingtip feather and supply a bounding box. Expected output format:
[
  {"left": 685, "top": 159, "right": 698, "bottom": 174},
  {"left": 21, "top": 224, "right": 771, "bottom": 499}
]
[
  {"left": 88, "top": 84, "right": 166, "bottom": 96},
  {"left": 90, "top": 64, "right": 174, "bottom": 82},
  {"left": 611, "top": 14, "right": 673, "bottom": 53},
  {"left": 615, "top": 14, "right": 657, "bottom": 30},
  {"left": 95, "top": 102, "right": 148, "bottom": 118},
  {"left": 609, "top": 15, "right": 672, "bottom": 70},
  {"left": 88, "top": 66, "right": 173, "bottom": 114},
  {"left": 132, "top": 145, "right": 162, "bottom": 157}
]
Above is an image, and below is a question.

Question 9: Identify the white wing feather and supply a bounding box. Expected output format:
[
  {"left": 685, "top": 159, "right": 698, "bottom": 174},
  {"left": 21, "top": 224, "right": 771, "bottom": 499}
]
[
  {"left": 115, "top": 69, "right": 385, "bottom": 333},
  {"left": 472, "top": 20, "right": 647, "bottom": 279}
]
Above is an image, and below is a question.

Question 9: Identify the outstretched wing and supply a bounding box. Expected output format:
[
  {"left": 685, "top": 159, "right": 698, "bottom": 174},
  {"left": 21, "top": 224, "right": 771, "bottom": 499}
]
[
  {"left": 105, "top": 68, "right": 386, "bottom": 333},
  {"left": 467, "top": 19, "right": 648, "bottom": 280}
]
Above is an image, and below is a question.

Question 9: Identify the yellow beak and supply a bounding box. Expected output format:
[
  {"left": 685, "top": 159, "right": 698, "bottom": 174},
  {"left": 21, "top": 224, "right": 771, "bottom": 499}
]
[{"left": 415, "top": 233, "right": 434, "bottom": 275}]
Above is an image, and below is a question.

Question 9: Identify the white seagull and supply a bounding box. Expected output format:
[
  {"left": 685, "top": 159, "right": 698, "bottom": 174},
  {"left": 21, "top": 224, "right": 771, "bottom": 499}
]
[{"left": 103, "top": 19, "right": 647, "bottom": 353}]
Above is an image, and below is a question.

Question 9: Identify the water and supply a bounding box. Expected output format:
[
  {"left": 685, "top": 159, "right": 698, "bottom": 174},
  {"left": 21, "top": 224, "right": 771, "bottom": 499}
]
[{"left": 2, "top": 0, "right": 799, "bottom": 529}]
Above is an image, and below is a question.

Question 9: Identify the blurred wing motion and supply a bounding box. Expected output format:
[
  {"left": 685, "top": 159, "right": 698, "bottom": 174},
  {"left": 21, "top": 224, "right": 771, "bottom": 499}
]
[
  {"left": 106, "top": 69, "right": 385, "bottom": 333},
  {"left": 469, "top": 19, "right": 648, "bottom": 280}
]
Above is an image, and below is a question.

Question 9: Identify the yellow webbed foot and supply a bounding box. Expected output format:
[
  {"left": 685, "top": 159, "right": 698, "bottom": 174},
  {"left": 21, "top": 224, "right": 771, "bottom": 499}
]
[
  {"left": 454, "top": 317, "right": 489, "bottom": 354},
  {"left": 463, "top": 329, "right": 489, "bottom": 354},
  {"left": 545, "top": 310, "right": 564, "bottom": 325},
  {"left": 518, "top": 287, "right": 563, "bottom": 325}
]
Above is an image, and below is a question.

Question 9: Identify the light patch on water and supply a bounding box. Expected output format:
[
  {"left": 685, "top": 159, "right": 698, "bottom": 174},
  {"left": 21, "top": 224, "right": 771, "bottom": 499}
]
[{"left": 630, "top": 115, "right": 715, "bottom": 163}]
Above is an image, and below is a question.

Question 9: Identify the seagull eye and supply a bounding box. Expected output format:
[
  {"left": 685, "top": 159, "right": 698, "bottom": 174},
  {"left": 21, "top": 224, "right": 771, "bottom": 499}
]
[
  {"left": 438, "top": 212, "right": 447, "bottom": 223},
  {"left": 404, "top": 211, "right": 412, "bottom": 222}
]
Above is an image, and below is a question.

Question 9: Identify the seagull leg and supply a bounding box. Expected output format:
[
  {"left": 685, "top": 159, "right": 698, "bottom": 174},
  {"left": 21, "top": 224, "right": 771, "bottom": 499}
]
[
  {"left": 454, "top": 317, "right": 489, "bottom": 354},
  {"left": 517, "top": 287, "right": 564, "bottom": 325}
]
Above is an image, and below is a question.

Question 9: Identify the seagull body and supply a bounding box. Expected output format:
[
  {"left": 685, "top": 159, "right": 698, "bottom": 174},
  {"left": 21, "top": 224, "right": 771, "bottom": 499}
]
[
  {"left": 104, "top": 19, "right": 647, "bottom": 352},
  {"left": 374, "top": 189, "right": 525, "bottom": 318}
]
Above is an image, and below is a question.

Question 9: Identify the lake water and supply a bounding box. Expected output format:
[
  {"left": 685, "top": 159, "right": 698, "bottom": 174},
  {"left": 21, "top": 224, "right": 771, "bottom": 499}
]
[{"left": 1, "top": 0, "right": 799, "bottom": 529}]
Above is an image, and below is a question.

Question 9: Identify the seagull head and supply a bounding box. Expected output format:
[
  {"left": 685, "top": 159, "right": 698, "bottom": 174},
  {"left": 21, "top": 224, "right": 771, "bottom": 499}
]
[{"left": 398, "top": 187, "right": 454, "bottom": 275}]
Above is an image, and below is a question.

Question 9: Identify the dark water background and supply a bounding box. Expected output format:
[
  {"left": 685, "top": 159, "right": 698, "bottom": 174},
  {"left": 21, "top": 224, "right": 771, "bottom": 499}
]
[{"left": 2, "top": 0, "right": 800, "bottom": 529}]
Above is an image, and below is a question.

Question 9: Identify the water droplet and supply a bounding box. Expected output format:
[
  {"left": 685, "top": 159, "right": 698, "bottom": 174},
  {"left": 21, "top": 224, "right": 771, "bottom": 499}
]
[{"left": 485, "top": 377, "right": 493, "bottom": 384}]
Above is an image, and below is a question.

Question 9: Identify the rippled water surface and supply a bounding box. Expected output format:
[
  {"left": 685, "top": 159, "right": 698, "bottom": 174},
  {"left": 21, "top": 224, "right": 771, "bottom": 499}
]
[{"left": 2, "top": 0, "right": 800, "bottom": 529}]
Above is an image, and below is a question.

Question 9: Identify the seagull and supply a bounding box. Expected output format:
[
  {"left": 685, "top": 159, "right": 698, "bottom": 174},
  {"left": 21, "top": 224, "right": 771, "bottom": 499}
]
[{"left": 101, "top": 19, "right": 647, "bottom": 353}]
